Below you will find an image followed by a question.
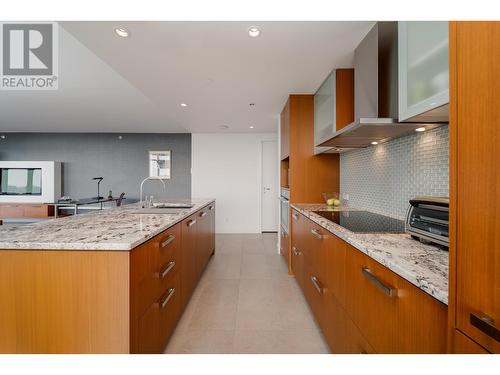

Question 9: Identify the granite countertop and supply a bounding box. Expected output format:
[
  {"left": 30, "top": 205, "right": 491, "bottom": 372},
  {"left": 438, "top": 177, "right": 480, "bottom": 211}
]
[
  {"left": 291, "top": 203, "right": 449, "bottom": 305},
  {"left": 0, "top": 199, "right": 215, "bottom": 251}
]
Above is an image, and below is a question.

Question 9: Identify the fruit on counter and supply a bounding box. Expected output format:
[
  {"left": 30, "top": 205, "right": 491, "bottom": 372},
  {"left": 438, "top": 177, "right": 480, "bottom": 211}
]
[
  {"left": 332, "top": 199, "right": 340, "bottom": 207},
  {"left": 326, "top": 198, "right": 337, "bottom": 206}
]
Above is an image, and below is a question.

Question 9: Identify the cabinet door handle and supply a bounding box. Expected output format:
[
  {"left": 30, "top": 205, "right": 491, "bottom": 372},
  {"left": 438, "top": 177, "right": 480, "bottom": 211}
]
[
  {"left": 159, "top": 288, "right": 176, "bottom": 309},
  {"left": 470, "top": 313, "right": 500, "bottom": 342},
  {"left": 209, "top": 205, "right": 214, "bottom": 210},
  {"left": 292, "top": 246, "right": 301, "bottom": 256},
  {"left": 361, "top": 268, "right": 396, "bottom": 297},
  {"left": 292, "top": 212, "right": 299, "bottom": 221},
  {"left": 187, "top": 219, "right": 197, "bottom": 227},
  {"left": 310, "top": 228, "right": 323, "bottom": 240},
  {"left": 160, "top": 234, "right": 176, "bottom": 248},
  {"left": 200, "top": 212, "right": 207, "bottom": 217},
  {"left": 310, "top": 276, "right": 323, "bottom": 294},
  {"left": 159, "top": 261, "right": 176, "bottom": 279}
]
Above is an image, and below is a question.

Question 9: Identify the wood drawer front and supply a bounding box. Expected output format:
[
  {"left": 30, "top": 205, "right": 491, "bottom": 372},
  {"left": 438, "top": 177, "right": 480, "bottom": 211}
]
[
  {"left": 397, "top": 274, "right": 447, "bottom": 353},
  {"left": 23, "top": 205, "right": 51, "bottom": 218},
  {"left": 153, "top": 225, "right": 181, "bottom": 268},
  {"left": 290, "top": 210, "right": 304, "bottom": 287},
  {"left": 150, "top": 226, "right": 181, "bottom": 301},
  {"left": 136, "top": 273, "right": 181, "bottom": 353},
  {"left": 345, "top": 246, "right": 398, "bottom": 353},
  {"left": 451, "top": 329, "right": 490, "bottom": 354},
  {"left": 0, "top": 204, "right": 24, "bottom": 218}
]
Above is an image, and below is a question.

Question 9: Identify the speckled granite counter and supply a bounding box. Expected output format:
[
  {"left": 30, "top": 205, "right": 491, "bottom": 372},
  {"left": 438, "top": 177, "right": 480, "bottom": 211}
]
[
  {"left": 0, "top": 199, "right": 215, "bottom": 251},
  {"left": 291, "top": 203, "right": 449, "bottom": 305}
]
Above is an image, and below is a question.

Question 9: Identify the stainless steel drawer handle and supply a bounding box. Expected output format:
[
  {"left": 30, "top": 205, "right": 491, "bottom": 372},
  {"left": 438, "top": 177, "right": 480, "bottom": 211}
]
[
  {"left": 160, "top": 234, "right": 175, "bottom": 248},
  {"left": 310, "top": 276, "right": 323, "bottom": 294},
  {"left": 187, "top": 219, "right": 197, "bottom": 227},
  {"left": 292, "top": 212, "right": 299, "bottom": 221},
  {"left": 310, "top": 228, "right": 323, "bottom": 240},
  {"left": 159, "top": 261, "right": 176, "bottom": 279},
  {"left": 361, "top": 268, "right": 396, "bottom": 297},
  {"left": 200, "top": 211, "right": 207, "bottom": 217},
  {"left": 209, "top": 205, "right": 214, "bottom": 210},
  {"left": 470, "top": 313, "right": 500, "bottom": 342},
  {"left": 292, "top": 246, "right": 301, "bottom": 256},
  {"left": 159, "top": 288, "right": 176, "bottom": 309}
]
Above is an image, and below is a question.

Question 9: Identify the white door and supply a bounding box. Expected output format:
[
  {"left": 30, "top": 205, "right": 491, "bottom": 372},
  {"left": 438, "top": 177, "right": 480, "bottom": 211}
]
[{"left": 261, "top": 140, "right": 279, "bottom": 232}]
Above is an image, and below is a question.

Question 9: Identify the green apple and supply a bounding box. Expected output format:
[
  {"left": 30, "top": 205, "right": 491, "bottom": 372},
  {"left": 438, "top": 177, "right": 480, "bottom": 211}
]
[
  {"left": 332, "top": 199, "right": 341, "bottom": 206},
  {"left": 326, "top": 198, "right": 336, "bottom": 206}
]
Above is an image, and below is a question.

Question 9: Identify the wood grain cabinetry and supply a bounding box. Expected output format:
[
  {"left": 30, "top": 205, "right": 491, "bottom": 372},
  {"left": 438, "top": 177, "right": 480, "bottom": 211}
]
[
  {"left": 280, "top": 101, "right": 290, "bottom": 160},
  {"left": 0, "top": 203, "right": 54, "bottom": 219},
  {"left": 280, "top": 95, "right": 340, "bottom": 266},
  {"left": 0, "top": 203, "right": 216, "bottom": 354},
  {"left": 181, "top": 212, "right": 199, "bottom": 309},
  {"left": 291, "top": 210, "right": 447, "bottom": 353},
  {"left": 448, "top": 22, "right": 499, "bottom": 354},
  {"left": 344, "top": 246, "right": 399, "bottom": 353}
]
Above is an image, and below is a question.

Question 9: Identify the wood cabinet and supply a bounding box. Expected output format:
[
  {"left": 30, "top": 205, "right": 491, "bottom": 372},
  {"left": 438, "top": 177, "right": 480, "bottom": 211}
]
[
  {"left": 0, "top": 203, "right": 216, "bottom": 354},
  {"left": 280, "top": 95, "right": 340, "bottom": 267},
  {"left": 207, "top": 203, "right": 216, "bottom": 256},
  {"left": 181, "top": 213, "right": 198, "bottom": 309},
  {"left": 0, "top": 203, "right": 54, "bottom": 219},
  {"left": 280, "top": 101, "right": 290, "bottom": 160},
  {"left": 345, "top": 247, "right": 399, "bottom": 353},
  {"left": 449, "top": 21, "right": 500, "bottom": 354},
  {"left": 291, "top": 210, "right": 447, "bottom": 353},
  {"left": 313, "top": 68, "right": 355, "bottom": 153}
]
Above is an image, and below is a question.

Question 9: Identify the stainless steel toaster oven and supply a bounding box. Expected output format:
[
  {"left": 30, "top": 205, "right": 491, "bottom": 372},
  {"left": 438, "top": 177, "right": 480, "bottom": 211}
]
[{"left": 405, "top": 196, "right": 449, "bottom": 247}]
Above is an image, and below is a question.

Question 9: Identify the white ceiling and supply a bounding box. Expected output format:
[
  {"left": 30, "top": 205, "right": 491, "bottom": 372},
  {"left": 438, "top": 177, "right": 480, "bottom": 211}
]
[{"left": 0, "top": 21, "right": 374, "bottom": 134}]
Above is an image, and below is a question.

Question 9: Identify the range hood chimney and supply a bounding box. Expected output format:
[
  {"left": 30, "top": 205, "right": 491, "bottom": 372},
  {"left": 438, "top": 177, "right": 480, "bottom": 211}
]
[{"left": 319, "top": 22, "right": 440, "bottom": 150}]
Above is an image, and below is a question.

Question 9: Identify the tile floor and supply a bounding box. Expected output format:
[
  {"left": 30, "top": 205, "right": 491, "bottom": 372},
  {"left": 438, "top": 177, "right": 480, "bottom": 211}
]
[{"left": 164, "top": 233, "right": 330, "bottom": 354}]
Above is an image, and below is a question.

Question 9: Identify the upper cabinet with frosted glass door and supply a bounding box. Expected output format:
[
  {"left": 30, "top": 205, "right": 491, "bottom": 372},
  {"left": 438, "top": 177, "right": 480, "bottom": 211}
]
[
  {"left": 398, "top": 21, "right": 449, "bottom": 122},
  {"left": 314, "top": 69, "right": 354, "bottom": 154}
]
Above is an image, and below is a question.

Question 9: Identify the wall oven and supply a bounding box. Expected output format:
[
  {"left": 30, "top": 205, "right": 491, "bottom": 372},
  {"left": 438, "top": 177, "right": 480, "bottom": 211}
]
[{"left": 280, "top": 187, "right": 290, "bottom": 234}]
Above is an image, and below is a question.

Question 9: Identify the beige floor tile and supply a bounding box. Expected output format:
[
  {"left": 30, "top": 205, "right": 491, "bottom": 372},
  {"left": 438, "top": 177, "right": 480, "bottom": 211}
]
[
  {"left": 165, "top": 329, "right": 234, "bottom": 354},
  {"left": 164, "top": 233, "right": 329, "bottom": 354},
  {"left": 233, "top": 330, "right": 280, "bottom": 354}
]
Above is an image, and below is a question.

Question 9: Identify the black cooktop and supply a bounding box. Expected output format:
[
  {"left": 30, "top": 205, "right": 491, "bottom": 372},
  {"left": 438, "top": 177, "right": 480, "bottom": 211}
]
[{"left": 312, "top": 210, "right": 406, "bottom": 234}]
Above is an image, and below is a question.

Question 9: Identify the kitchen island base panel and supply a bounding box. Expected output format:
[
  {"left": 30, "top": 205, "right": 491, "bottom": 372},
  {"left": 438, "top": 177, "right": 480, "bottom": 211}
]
[
  {"left": 0, "top": 202, "right": 216, "bottom": 354},
  {"left": 0, "top": 250, "right": 130, "bottom": 354}
]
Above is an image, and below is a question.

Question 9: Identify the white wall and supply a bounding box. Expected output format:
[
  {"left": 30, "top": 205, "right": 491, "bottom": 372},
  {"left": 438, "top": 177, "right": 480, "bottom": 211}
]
[{"left": 191, "top": 133, "right": 278, "bottom": 233}]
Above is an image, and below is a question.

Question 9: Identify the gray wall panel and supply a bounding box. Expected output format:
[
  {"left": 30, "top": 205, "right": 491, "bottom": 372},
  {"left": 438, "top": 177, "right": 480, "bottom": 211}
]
[{"left": 0, "top": 133, "right": 191, "bottom": 201}]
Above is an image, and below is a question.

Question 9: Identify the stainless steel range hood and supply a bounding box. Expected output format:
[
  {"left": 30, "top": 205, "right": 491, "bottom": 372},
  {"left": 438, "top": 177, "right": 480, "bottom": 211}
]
[{"left": 319, "top": 22, "right": 440, "bottom": 151}]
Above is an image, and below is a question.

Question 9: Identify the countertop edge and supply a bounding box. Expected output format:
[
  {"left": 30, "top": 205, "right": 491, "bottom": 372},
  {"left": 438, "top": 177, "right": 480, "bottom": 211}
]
[
  {"left": 0, "top": 199, "right": 216, "bottom": 252},
  {"left": 290, "top": 203, "right": 449, "bottom": 305}
]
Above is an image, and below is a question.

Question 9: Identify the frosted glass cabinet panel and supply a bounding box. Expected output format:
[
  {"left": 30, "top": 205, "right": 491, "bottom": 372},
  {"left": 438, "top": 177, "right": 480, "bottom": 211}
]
[
  {"left": 314, "top": 71, "right": 336, "bottom": 146},
  {"left": 398, "top": 21, "right": 449, "bottom": 121}
]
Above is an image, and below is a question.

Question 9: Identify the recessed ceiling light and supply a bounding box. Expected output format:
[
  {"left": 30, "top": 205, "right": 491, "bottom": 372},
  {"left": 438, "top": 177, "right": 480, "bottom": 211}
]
[
  {"left": 248, "top": 27, "right": 261, "bottom": 38},
  {"left": 415, "top": 127, "right": 426, "bottom": 132},
  {"left": 371, "top": 141, "right": 379, "bottom": 145},
  {"left": 180, "top": 103, "right": 188, "bottom": 107},
  {"left": 0, "top": 135, "right": 5, "bottom": 139},
  {"left": 249, "top": 126, "right": 254, "bottom": 129},
  {"left": 114, "top": 27, "right": 130, "bottom": 38}
]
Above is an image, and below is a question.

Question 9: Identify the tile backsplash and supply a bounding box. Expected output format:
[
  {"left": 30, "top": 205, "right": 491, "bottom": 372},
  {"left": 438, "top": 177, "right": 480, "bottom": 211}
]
[{"left": 340, "top": 125, "right": 449, "bottom": 220}]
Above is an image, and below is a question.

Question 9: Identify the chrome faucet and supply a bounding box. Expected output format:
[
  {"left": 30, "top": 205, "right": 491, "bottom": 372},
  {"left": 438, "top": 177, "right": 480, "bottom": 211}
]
[{"left": 139, "top": 177, "right": 166, "bottom": 208}]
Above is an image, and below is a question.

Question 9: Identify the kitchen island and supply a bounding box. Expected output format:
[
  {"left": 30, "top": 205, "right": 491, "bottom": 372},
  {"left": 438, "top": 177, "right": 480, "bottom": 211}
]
[{"left": 0, "top": 199, "right": 216, "bottom": 354}]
